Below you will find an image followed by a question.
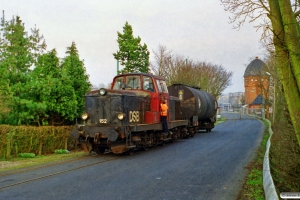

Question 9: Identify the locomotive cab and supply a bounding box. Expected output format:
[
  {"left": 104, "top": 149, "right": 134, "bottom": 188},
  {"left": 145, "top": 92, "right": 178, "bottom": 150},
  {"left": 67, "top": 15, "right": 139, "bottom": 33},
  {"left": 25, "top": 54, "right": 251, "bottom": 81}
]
[{"left": 111, "top": 73, "right": 172, "bottom": 124}]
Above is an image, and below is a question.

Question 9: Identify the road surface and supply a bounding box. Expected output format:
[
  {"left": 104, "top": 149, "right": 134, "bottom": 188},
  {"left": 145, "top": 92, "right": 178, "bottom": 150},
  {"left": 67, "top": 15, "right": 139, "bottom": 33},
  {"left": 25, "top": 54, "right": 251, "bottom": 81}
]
[{"left": 0, "top": 113, "right": 264, "bottom": 200}]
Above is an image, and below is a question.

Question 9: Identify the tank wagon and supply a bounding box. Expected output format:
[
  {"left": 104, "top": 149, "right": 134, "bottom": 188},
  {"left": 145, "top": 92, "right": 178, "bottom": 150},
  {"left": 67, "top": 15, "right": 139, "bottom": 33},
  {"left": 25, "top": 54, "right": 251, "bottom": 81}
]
[
  {"left": 71, "top": 73, "right": 217, "bottom": 154},
  {"left": 168, "top": 84, "right": 217, "bottom": 132}
]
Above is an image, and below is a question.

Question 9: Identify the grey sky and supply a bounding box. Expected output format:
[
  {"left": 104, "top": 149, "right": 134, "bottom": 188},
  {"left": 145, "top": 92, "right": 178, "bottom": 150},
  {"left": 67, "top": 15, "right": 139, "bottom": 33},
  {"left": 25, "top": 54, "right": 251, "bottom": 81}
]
[{"left": 3, "top": 0, "right": 264, "bottom": 93}]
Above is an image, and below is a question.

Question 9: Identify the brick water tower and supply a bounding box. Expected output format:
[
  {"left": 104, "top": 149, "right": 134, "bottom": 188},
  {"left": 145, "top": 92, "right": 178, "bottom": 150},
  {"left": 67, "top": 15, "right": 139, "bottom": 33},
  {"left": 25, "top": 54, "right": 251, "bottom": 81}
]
[{"left": 244, "top": 57, "right": 269, "bottom": 109}]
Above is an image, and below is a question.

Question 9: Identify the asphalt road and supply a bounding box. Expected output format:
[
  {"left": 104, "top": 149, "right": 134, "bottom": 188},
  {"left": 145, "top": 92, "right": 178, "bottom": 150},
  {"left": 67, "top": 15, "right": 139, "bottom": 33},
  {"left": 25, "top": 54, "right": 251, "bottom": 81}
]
[{"left": 0, "top": 113, "right": 264, "bottom": 200}]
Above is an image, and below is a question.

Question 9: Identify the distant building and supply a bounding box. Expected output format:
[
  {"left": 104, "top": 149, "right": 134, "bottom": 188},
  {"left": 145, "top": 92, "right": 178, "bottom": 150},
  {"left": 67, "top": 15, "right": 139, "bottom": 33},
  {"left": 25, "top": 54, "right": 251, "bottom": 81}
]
[
  {"left": 218, "top": 92, "right": 244, "bottom": 110},
  {"left": 229, "top": 92, "right": 244, "bottom": 107},
  {"left": 244, "top": 57, "right": 269, "bottom": 108}
]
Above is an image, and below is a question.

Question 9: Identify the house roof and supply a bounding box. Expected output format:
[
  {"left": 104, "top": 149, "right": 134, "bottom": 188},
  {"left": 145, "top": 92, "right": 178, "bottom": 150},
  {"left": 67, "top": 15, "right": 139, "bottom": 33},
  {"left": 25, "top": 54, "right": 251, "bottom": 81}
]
[{"left": 250, "top": 94, "right": 264, "bottom": 105}]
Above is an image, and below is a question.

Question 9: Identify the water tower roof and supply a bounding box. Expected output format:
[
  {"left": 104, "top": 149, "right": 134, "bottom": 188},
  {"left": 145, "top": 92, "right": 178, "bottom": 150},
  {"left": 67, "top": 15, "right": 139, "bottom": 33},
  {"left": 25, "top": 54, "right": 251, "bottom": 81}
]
[{"left": 244, "top": 57, "right": 267, "bottom": 77}]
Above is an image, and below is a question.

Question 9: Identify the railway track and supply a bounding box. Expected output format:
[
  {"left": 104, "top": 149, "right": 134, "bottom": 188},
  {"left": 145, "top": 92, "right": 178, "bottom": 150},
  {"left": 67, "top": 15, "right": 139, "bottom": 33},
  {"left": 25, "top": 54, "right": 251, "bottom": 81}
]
[
  {"left": 0, "top": 153, "right": 118, "bottom": 190},
  {"left": 0, "top": 154, "right": 91, "bottom": 177}
]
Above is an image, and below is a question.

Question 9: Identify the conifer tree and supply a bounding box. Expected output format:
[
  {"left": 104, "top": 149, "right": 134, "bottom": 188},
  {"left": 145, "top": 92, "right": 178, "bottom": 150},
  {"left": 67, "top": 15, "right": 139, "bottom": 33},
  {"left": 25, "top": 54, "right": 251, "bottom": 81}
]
[
  {"left": 1, "top": 15, "right": 32, "bottom": 83},
  {"left": 113, "top": 21, "right": 150, "bottom": 74},
  {"left": 61, "top": 41, "right": 91, "bottom": 117},
  {"left": 29, "top": 24, "right": 47, "bottom": 63},
  {"left": 0, "top": 17, "right": 11, "bottom": 122},
  {"left": 0, "top": 14, "right": 33, "bottom": 124},
  {"left": 32, "top": 49, "right": 77, "bottom": 125}
]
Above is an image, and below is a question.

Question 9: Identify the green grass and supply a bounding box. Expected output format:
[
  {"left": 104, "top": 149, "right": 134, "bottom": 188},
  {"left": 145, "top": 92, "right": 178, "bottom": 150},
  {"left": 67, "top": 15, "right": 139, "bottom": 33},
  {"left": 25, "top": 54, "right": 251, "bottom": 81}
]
[
  {"left": 237, "top": 119, "right": 270, "bottom": 200},
  {"left": 54, "top": 149, "right": 70, "bottom": 154},
  {"left": 18, "top": 153, "right": 36, "bottom": 158},
  {"left": 216, "top": 117, "right": 226, "bottom": 125},
  {"left": 0, "top": 150, "right": 86, "bottom": 172}
]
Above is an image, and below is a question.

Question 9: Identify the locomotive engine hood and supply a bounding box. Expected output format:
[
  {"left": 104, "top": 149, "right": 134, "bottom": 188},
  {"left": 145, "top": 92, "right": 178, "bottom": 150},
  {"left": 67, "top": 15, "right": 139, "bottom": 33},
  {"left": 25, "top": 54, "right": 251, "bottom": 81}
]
[{"left": 83, "top": 88, "right": 150, "bottom": 124}]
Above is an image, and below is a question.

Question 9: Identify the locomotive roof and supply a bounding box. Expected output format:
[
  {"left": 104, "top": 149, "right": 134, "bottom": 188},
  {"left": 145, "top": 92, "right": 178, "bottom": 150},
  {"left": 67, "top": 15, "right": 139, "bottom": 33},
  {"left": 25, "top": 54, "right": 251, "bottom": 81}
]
[{"left": 114, "top": 72, "right": 165, "bottom": 80}]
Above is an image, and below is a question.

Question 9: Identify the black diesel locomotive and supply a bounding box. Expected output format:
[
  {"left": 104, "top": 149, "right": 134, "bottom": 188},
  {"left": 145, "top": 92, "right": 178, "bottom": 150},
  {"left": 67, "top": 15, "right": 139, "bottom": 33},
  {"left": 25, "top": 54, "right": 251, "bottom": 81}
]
[{"left": 71, "top": 73, "right": 217, "bottom": 154}]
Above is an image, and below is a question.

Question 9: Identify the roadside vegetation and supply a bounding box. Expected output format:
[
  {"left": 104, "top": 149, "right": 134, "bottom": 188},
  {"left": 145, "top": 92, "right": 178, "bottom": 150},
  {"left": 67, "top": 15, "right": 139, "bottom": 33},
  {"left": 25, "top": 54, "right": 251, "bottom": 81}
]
[
  {"left": 216, "top": 117, "right": 226, "bottom": 125},
  {"left": 237, "top": 120, "right": 269, "bottom": 200},
  {"left": 0, "top": 150, "right": 86, "bottom": 173},
  {"left": 237, "top": 87, "right": 300, "bottom": 198},
  {"left": 269, "top": 91, "right": 300, "bottom": 192},
  {"left": 0, "top": 12, "right": 91, "bottom": 126}
]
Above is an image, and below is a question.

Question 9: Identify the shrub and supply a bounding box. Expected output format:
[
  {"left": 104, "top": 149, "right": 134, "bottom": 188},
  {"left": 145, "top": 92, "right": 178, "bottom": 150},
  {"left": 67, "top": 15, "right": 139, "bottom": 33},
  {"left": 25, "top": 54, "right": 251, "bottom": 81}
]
[
  {"left": 18, "top": 153, "right": 36, "bottom": 158},
  {"left": 54, "top": 149, "right": 69, "bottom": 154}
]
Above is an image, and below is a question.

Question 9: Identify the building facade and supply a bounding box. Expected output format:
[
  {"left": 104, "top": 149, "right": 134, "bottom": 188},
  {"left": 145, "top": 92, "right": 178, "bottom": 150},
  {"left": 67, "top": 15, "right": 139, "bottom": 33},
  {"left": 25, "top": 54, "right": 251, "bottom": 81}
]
[{"left": 244, "top": 57, "right": 269, "bottom": 108}]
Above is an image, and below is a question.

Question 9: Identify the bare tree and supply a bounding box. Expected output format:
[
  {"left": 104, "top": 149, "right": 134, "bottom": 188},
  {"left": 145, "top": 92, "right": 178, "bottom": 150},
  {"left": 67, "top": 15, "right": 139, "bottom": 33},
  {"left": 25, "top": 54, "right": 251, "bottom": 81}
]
[
  {"left": 151, "top": 45, "right": 233, "bottom": 97},
  {"left": 150, "top": 45, "right": 173, "bottom": 77}
]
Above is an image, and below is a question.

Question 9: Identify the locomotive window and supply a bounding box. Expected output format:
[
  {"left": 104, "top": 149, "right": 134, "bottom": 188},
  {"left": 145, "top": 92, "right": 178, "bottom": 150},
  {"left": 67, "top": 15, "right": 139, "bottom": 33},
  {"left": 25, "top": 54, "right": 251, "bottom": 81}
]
[
  {"left": 156, "top": 80, "right": 162, "bottom": 92},
  {"left": 126, "top": 76, "right": 141, "bottom": 89},
  {"left": 161, "top": 81, "right": 168, "bottom": 93},
  {"left": 113, "top": 77, "right": 125, "bottom": 90},
  {"left": 156, "top": 80, "right": 168, "bottom": 93},
  {"left": 143, "top": 76, "right": 154, "bottom": 92}
]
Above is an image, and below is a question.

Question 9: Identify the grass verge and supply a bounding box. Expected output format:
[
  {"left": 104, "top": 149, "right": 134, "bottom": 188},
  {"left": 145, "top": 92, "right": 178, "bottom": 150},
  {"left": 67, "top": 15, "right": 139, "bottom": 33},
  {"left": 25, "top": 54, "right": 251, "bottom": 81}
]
[
  {"left": 0, "top": 150, "right": 86, "bottom": 173},
  {"left": 237, "top": 120, "right": 269, "bottom": 200},
  {"left": 216, "top": 117, "right": 226, "bottom": 125}
]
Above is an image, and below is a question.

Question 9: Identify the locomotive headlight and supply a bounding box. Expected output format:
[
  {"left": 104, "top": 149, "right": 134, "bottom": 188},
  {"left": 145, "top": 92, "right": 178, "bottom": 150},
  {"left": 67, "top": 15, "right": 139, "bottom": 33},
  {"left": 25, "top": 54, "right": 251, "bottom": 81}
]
[
  {"left": 117, "top": 113, "right": 125, "bottom": 120},
  {"left": 81, "top": 113, "right": 88, "bottom": 120},
  {"left": 99, "top": 88, "right": 107, "bottom": 96}
]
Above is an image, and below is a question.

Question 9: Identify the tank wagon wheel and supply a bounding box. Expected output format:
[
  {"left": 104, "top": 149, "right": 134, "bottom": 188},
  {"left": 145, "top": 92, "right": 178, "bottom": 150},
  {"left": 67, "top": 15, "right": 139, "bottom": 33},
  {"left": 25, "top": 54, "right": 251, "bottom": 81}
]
[
  {"left": 159, "top": 140, "right": 166, "bottom": 146},
  {"left": 190, "top": 132, "right": 195, "bottom": 137},
  {"left": 142, "top": 145, "right": 149, "bottom": 151},
  {"left": 127, "top": 148, "right": 134, "bottom": 155},
  {"left": 95, "top": 146, "right": 106, "bottom": 155},
  {"left": 171, "top": 134, "right": 178, "bottom": 143}
]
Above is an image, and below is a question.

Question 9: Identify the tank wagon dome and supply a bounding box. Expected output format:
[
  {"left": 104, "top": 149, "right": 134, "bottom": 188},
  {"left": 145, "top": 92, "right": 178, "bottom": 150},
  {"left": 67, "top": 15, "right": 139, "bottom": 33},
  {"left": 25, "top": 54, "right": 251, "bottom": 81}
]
[{"left": 244, "top": 57, "right": 267, "bottom": 77}]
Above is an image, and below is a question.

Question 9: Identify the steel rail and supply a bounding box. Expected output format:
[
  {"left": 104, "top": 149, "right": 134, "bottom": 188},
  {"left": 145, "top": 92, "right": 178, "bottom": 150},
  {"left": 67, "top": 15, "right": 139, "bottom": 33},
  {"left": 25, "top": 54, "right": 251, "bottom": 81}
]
[
  {"left": 0, "top": 154, "right": 93, "bottom": 177},
  {"left": 0, "top": 156, "right": 117, "bottom": 190}
]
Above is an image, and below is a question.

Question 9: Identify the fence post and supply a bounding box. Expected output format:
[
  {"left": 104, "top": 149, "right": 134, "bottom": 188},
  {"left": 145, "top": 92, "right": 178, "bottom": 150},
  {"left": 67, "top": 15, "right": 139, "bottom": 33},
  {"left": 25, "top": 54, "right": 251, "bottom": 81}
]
[
  {"left": 64, "top": 138, "right": 68, "bottom": 150},
  {"left": 6, "top": 139, "right": 11, "bottom": 159},
  {"left": 239, "top": 108, "right": 242, "bottom": 119},
  {"left": 38, "top": 142, "right": 43, "bottom": 155}
]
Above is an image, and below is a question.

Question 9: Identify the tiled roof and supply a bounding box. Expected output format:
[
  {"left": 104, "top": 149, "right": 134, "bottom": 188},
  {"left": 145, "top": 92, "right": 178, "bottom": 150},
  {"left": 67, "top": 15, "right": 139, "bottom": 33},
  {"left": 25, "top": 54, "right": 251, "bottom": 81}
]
[
  {"left": 250, "top": 94, "right": 263, "bottom": 105},
  {"left": 244, "top": 57, "right": 268, "bottom": 77}
]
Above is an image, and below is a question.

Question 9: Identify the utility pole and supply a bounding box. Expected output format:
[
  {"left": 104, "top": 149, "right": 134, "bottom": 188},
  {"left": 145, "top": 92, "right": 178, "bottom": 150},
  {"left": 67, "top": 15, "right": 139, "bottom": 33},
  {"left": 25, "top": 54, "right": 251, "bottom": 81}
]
[
  {"left": 266, "top": 72, "right": 275, "bottom": 124},
  {"left": 117, "top": 60, "right": 119, "bottom": 75}
]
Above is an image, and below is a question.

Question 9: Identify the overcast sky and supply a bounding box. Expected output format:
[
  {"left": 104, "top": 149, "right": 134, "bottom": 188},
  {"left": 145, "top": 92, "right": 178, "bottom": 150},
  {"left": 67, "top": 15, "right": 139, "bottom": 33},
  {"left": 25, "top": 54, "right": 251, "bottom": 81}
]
[{"left": 3, "top": 0, "right": 264, "bottom": 94}]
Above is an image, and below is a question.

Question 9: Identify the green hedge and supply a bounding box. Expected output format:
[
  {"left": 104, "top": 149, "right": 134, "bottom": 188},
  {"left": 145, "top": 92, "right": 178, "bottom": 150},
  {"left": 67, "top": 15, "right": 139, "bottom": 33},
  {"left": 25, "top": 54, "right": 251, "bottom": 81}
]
[{"left": 0, "top": 125, "right": 76, "bottom": 159}]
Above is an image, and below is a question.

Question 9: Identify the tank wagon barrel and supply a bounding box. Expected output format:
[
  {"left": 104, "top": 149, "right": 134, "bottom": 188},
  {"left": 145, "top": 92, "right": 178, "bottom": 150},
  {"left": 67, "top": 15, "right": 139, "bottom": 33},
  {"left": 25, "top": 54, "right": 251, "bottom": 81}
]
[{"left": 168, "top": 84, "right": 218, "bottom": 131}]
